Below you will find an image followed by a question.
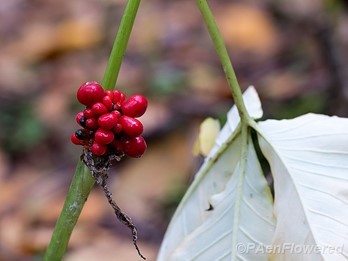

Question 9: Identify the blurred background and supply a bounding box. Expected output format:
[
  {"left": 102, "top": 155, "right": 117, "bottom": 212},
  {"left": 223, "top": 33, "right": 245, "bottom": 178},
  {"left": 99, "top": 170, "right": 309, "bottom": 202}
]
[{"left": 0, "top": 0, "right": 347, "bottom": 260}]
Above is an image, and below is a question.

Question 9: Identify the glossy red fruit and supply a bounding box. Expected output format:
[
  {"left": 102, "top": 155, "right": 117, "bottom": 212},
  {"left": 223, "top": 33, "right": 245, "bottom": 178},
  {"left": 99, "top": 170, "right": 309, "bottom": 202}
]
[
  {"left": 98, "top": 113, "right": 118, "bottom": 130},
  {"left": 71, "top": 133, "right": 84, "bottom": 145},
  {"left": 102, "top": 95, "right": 113, "bottom": 111},
  {"left": 83, "top": 108, "right": 96, "bottom": 119},
  {"left": 85, "top": 118, "right": 99, "bottom": 129},
  {"left": 122, "top": 136, "right": 147, "bottom": 158},
  {"left": 121, "top": 94, "right": 148, "bottom": 117},
  {"left": 119, "top": 92, "right": 126, "bottom": 103},
  {"left": 94, "top": 128, "right": 114, "bottom": 144},
  {"left": 112, "top": 90, "right": 121, "bottom": 104},
  {"left": 112, "top": 123, "right": 123, "bottom": 134},
  {"left": 119, "top": 115, "right": 143, "bottom": 137},
  {"left": 111, "top": 109, "right": 121, "bottom": 118},
  {"left": 113, "top": 91, "right": 126, "bottom": 109},
  {"left": 92, "top": 102, "right": 109, "bottom": 115},
  {"left": 77, "top": 81, "right": 105, "bottom": 107},
  {"left": 91, "top": 141, "right": 107, "bottom": 156},
  {"left": 76, "top": 112, "right": 85, "bottom": 126},
  {"left": 105, "top": 90, "right": 114, "bottom": 100}
]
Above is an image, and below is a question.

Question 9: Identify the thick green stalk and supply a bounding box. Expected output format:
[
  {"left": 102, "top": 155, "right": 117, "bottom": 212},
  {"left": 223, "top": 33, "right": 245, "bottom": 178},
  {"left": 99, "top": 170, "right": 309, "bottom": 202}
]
[
  {"left": 44, "top": 0, "right": 141, "bottom": 260},
  {"left": 196, "top": 0, "right": 251, "bottom": 124},
  {"left": 102, "top": 0, "right": 141, "bottom": 90},
  {"left": 44, "top": 161, "right": 94, "bottom": 261}
]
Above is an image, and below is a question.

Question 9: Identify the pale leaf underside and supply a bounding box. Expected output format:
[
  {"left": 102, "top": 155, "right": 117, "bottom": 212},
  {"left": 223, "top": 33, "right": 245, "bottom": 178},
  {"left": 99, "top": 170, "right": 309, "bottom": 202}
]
[
  {"left": 170, "top": 140, "right": 275, "bottom": 261},
  {"left": 258, "top": 113, "right": 348, "bottom": 261},
  {"left": 157, "top": 87, "right": 275, "bottom": 260}
]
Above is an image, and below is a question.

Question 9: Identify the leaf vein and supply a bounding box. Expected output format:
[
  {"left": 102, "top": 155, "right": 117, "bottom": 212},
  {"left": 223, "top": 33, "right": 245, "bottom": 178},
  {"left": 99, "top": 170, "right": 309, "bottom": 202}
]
[
  {"left": 270, "top": 132, "right": 348, "bottom": 142},
  {"left": 278, "top": 147, "right": 348, "bottom": 155},
  {"left": 298, "top": 182, "right": 348, "bottom": 205},
  {"left": 240, "top": 226, "right": 264, "bottom": 245},
  {"left": 313, "top": 225, "right": 348, "bottom": 240},
  {"left": 308, "top": 208, "right": 348, "bottom": 227},
  {"left": 242, "top": 198, "right": 275, "bottom": 227},
  {"left": 291, "top": 166, "right": 348, "bottom": 181},
  {"left": 284, "top": 155, "right": 348, "bottom": 169}
]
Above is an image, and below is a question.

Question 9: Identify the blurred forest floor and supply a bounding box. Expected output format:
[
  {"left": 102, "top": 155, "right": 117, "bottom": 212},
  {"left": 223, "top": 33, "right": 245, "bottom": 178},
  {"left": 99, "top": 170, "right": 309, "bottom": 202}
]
[{"left": 0, "top": 0, "right": 348, "bottom": 260}]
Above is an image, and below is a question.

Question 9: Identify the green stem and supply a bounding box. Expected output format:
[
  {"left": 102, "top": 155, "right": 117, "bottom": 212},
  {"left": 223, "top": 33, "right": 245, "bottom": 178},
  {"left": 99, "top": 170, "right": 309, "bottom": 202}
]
[
  {"left": 44, "top": 1, "right": 141, "bottom": 260},
  {"left": 196, "top": 0, "right": 251, "bottom": 124},
  {"left": 102, "top": 0, "right": 141, "bottom": 90},
  {"left": 44, "top": 161, "right": 94, "bottom": 261}
]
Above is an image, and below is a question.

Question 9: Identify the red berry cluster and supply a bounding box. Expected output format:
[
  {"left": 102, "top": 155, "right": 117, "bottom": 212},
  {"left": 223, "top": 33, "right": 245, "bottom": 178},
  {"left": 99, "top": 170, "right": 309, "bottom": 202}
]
[{"left": 71, "top": 81, "right": 147, "bottom": 158}]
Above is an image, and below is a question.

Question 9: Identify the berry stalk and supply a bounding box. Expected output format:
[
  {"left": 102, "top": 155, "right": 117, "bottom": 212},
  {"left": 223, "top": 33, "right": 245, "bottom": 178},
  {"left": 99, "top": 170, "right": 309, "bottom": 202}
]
[
  {"left": 44, "top": 161, "right": 93, "bottom": 261},
  {"left": 44, "top": 1, "right": 141, "bottom": 260},
  {"left": 196, "top": 0, "right": 251, "bottom": 124},
  {"left": 102, "top": 0, "right": 141, "bottom": 90}
]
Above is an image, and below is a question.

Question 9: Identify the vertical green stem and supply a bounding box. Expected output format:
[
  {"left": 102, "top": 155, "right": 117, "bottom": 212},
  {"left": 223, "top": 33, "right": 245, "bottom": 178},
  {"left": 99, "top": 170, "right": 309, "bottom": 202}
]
[
  {"left": 102, "top": 0, "right": 141, "bottom": 90},
  {"left": 44, "top": 162, "right": 94, "bottom": 261},
  {"left": 196, "top": 0, "right": 250, "bottom": 123},
  {"left": 44, "top": 0, "right": 141, "bottom": 260}
]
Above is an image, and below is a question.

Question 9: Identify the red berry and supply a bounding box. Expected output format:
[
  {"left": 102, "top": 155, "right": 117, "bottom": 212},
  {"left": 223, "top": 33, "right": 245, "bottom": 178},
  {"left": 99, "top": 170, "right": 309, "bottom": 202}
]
[
  {"left": 71, "top": 133, "right": 84, "bottom": 145},
  {"left": 105, "top": 90, "right": 114, "bottom": 100},
  {"left": 77, "top": 81, "right": 105, "bottom": 107},
  {"left": 91, "top": 141, "right": 107, "bottom": 156},
  {"left": 112, "top": 123, "right": 123, "bottom": 134},
  {"left": 102, "top": 95, "right": 113, "bottom": 111},
  {"left": 112, "top": 90, "right": 121, "bottom": 104},
  {"left": 98, "top": 113, "right": 118, "bottom": 130},
  {"left": 122, "top": 136, "right": 147, "bottom": 158},
  {"left": 111, "top": 109, "right": 121, "bottom": 118},
  {"left": 85, "top": 118, "right": 99, "bottom": 129},
  {"left": 83, "top": 108, "right": 96, "bottom": 119},
  {"left": 119, "top": 115, "right": 143, "bottom": 137},
  {"left": 92, "top": 102, "right": 109, "bottom": 115},
  {"left": 95, "top": 128, "right": 114, "bottom": 144},
  {"left": 113, "top": 91, "right": 126, "bottom": 109},
  {"left": 119, "top": 92, "right": 126, "bottom": 103},
  {"left": 76, "top": 112, "right": 85, "bottom": 126},
  {"left": 121, "top": 94, "right": 148, "bottom": 117}
]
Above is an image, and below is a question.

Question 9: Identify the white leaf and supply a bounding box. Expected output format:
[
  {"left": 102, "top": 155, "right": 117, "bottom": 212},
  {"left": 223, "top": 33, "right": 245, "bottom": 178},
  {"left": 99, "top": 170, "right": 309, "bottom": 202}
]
[
  {"left": 214, "top": 86, "right": 262, "bottom": 152},
  {"left": 157, "top": 86, "right": 275, "bottom": 260},
  {"left": 257, "top": 113, "right": 348, "bottom": 260},
  {"left": 169, "top": 140, "right": 275, "bottom": 260}
]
